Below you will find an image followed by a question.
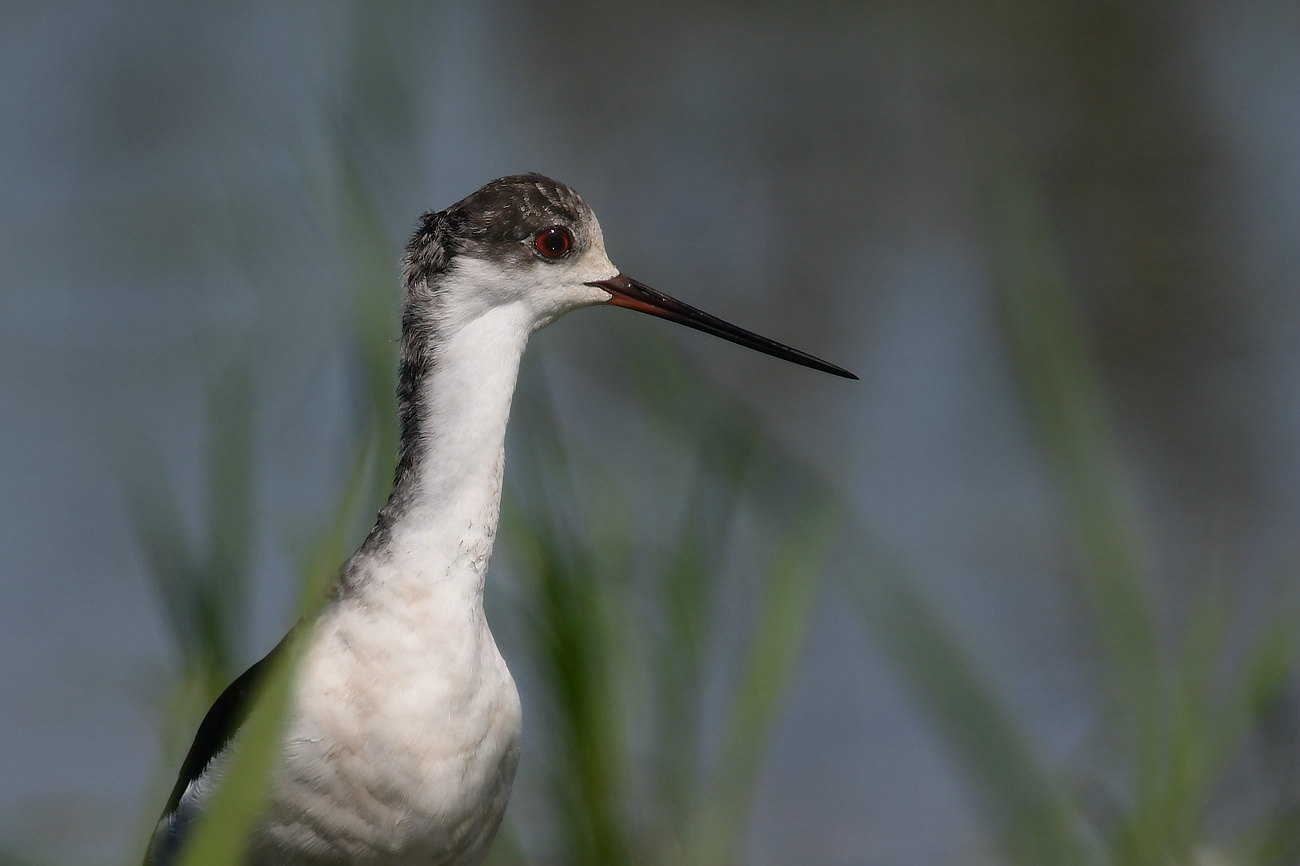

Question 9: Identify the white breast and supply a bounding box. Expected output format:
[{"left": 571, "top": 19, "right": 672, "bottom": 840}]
[{"left": 246, "top": 556, "right": 523, "bottom": 865}]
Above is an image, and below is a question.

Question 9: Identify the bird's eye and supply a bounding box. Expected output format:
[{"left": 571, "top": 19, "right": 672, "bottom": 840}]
[{"left": 534, "top": 226, "right": 572, "bottom": 258}]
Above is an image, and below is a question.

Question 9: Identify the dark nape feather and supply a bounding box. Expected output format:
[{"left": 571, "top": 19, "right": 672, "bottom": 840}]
[{"left": 160, "top": 632, "right": 292, "bottom": 817}]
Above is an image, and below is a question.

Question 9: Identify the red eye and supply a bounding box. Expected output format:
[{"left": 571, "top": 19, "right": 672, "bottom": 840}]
[{"left": 535, "top": 226, "right": 572, "bottom": 258}]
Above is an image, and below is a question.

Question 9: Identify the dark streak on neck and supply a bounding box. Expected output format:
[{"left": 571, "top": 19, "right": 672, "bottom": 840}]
[{"left": 335, "top": 210, "right": 452, "bottom": 597}]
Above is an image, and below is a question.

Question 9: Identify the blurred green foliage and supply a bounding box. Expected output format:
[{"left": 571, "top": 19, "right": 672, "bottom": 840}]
[
  {"left": 497, "top": 345, "right": 839, "bottom": 866},
  {"left": 129, "top": 167, "right": 1300, "bottom": 859},
  {"left": 974, "top": 150, "right": 1300, "bottom": 866}
]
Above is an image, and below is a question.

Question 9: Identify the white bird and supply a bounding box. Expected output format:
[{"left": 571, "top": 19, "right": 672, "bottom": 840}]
[{"left": 146, "top": 173, "right": 855, "bottom": 866}]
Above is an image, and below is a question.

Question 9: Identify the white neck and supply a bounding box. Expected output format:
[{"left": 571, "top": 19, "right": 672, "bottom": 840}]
[
  {"left": 411, "top": 302, "right": 531, "bottom": 518},
  {"left": 350, "top": 300, "right": 533, "bottom": 613}
]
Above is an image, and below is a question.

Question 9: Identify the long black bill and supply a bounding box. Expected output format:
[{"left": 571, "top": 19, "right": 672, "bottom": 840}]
[{"left": 586, "top": 274, "right": 858, "bottom": 380}]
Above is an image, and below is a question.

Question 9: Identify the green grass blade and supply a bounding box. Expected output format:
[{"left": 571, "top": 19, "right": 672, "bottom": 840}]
[
  {"left": 119, "top": 439, "right": 203, "bottom": 671},
  {"left": 169, "top": 631, "right": 305, "bottom": 866},
  {"left": 975, "top": 144, "right": 1165, "bottom": 814},
  {"left": 687, "top": 497, "right": 839, "bottom": 866},
  {"left": 650, "top": 445, "right": 758, "bottom": 837},
  {"left": 205, "top": 359, "right": 256, "bottom": 639},
  {"left": 502, "top": 386, "right": 634, "bottom": 866}
]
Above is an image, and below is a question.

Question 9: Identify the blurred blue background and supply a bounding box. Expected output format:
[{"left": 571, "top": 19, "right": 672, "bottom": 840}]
[{"left": 2, "top": 2, "right": 1299, "bottom": 864}]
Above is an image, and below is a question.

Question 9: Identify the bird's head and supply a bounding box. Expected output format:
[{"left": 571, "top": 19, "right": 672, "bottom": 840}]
[
  {"left": 403, "top": 173, "right": 614, "bottom": 337},
  {"left": 402, "top": 173, "right": 856, "bottom": 379}
]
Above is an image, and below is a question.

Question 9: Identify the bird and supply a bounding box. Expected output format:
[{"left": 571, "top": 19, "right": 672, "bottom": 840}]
[{"left": 146, "top": 173, "right": 856, "bottom": 865}]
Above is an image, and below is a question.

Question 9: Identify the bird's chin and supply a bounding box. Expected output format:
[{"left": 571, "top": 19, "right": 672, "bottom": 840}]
[{"left": 532, "top": 281, "right": 619, "bottom": 331}]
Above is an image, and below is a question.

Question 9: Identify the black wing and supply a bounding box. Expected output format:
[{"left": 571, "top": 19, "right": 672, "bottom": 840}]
[{"left": 159, "top": 631, "right": 291, "bottom": 817}]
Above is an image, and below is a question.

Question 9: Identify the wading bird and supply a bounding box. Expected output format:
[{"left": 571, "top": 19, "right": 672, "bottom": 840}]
[{"left": 147, "top": 174, "right": 855, "bottom": 865}]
